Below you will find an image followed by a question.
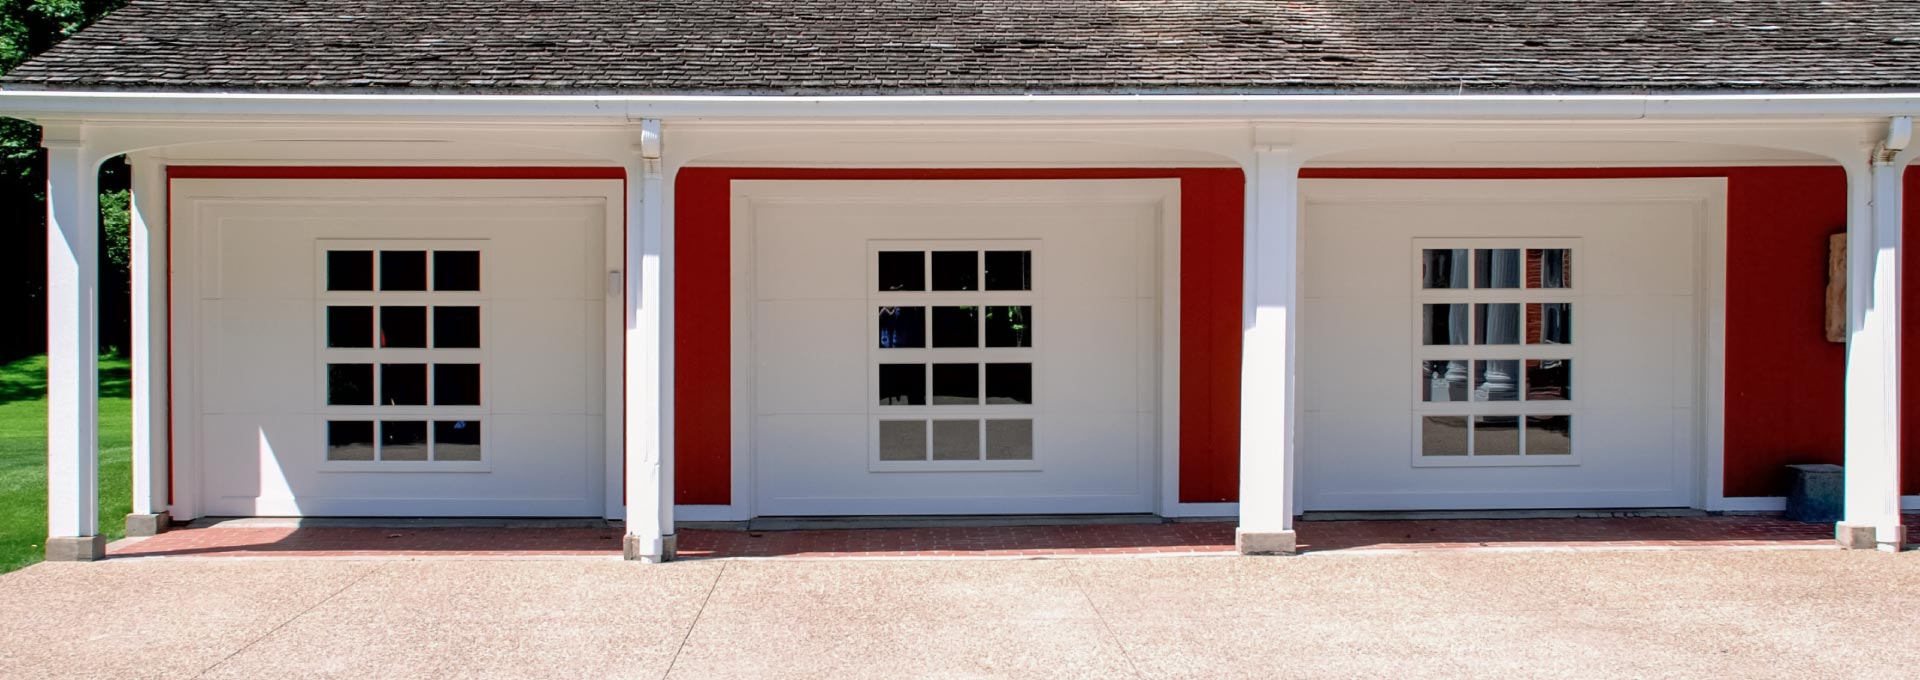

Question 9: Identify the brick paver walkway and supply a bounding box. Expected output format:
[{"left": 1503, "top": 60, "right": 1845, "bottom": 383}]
[{"left": 106, "top": 513, "right": 1918, "bottom": 560}]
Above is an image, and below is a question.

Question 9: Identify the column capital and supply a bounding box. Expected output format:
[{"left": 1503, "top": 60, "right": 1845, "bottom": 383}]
[
  {"left": 1872, "top": 116, "right": 1911, "bottom": 166},
  {"left": 39, "top": 121, "right": 85, "bottom": 151}
]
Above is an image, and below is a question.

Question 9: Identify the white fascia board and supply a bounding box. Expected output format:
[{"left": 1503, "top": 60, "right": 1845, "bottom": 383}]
[{"left": 2, "top": 90, "right": 1920, "bottom": 123}]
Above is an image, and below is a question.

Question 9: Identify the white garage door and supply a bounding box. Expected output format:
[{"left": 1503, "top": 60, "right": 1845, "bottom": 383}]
[
  {"left": 742, "top": 181, "right": 1169, "bottom": 515},
  {"left": 1299, "top": 179, "right": 1713, "bottom": 511},
  {"left": 180, "top": 180, "right": 619, "bottom": 517}
]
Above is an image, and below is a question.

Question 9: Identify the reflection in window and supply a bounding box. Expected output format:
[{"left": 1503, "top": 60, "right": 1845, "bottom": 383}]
[
  {"left": 1473, "top": 360, "right": 1519, "bottom": 402},
  {"left": 932, "top": 363, "right": 980, "bottom": 405},
  {"left": 327, "top": 251, "right": 375, "bottom": 291},
  {"left": 932, "top": 420, "right": 980, "bottom": 460},
  {"left": 878, "top": 364, "right": 927, "bottom": 406},
  {"left": 985, "top": 419, "right": 1035, "bottom": 460},
  {"left": 931, "top": 251, "right": 978, "bottom": 291},
  {"left": 1525, "top": 360, "right": 1571, "bottom": 401},
  {"left": 380, "top": 251, "right": 428, "bottom": 291},
  {"left": 1474, "top": 416, "right": 1520, "bottom": 455},
  {"left": 1421, "top": 416, "right": 1469, "bottom": 456},
  {"left": 1475, "top": 249, "right": 1520, "bottom": 289},
  {"left": 1422, "top": 249, "right": 1469, "bottom": 289},
  {"left": 435, "top": 420, "right": 482, "bottom": 461},
  {"left": 984, "top": 306, "right": 1032, "bottom": 348},
  {"left": 932, "top": 306, "right": 978, "bottom": 348},
  {"left": 381, "top": 421, "right": 430, "bottom": 461},
  {"left": 878, "top": 306, "right": 926, "bottom": 348},
  {"left": 1527, "top": 415, "right": 1573, "bottom": 455},
  {"left": 1527, "top": 249, "right": 1572, "bottom": 289},
  {"left": 878, "top": 420, "right": 927, "bottom": 461},
  {"left": 433, "top": 251, "right": 481, "bottom": 292},
  {"left": 434, "top": 364, "right": 482, "bottom": 406},
  {"left": 1420, "top": 360, "right": 1470, "bottom": 403},
  {"left": 381, "top": 306, "right": 429, "bottom": 348},
  {"left": 986, "top": 363, "right": 1033, "bottom": 405},
  {"left": 1422, "top": 304, "right": 1470, "bottom": 346},
  {"left": 326, "top": 421, "right": 376, "bottom": 461},
  {"left": 434, "top": 306, "right": 482, "bottom": 349},
  {"left": 877, "top": 252, "right": 925, "bottom": 292},
  {"left": 382, "top": 364, "right": 428, "bottom": 406},
  {"left": 984, "top": 251, "right": 1032, "bottom": 291},
  {"left": 1528, "top": 303, "right": 1572, "bottom": 344},
  {"left": 327, "top": 306, "right": 375, "bottom": 348},
  {"left": 327, "top": 364, "right": 375, "bottom": 406},
  {"left": 1475, "top": 303, "right": 1520, "bottom": 345}
]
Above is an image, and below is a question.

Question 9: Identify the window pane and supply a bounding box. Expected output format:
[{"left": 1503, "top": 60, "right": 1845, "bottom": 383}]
[
  {"left": 984, "top": 306, "right": 1032, "bottom": 348},
  {"left": 984, "top": 251, "right": 1032, "bottom": 291},
  {"left": 434, "top": 306, "right": 481, "bottom": 349},
  {"left": 1475, "top": 249, "right": 1521, "bottom": 289},
  {"left": 1475, "top": 303, "right": 1520, "bottom": 345},
  {"left": 1474, "top": 416, "right": 1520, "bottom": 455},
  {"left": 435, "top": 420, "right": 482, "bottom": 461},
  {"left": 878, "top": 363, "right": 926, "bottom": 406},
  {"left": 382, "top": 364, "right": 428, "bottom": 406},
  {"left": 877, "top": 251, "right": 925, "bottom": 292},
  {"left": 434, "top": 364, "right": 481, "bottom": 406},
  {"left": 877, "top": 306, "right": 925, "bottom": 349},
  {"left": 327, "top": 306, "right": 375, "bottom": 348},
  {"left": 380, "top": 251, "right": 428, "bottom": 291},
  {"left": 1473, "top": 360, "right": 1520, "bottom": 402},
  {"left": 1421, "top": 416, "right": 1468, "bottom": 456},
  {"left": 381, "top": 306, "right": 428, "bottom": 348},
  {"left": 327, "top": 421, "right": 376, "bottom": 461},
  {"left": 433, "top": 251, "right": 481, "bottom": 292},
  {"left": 932, "top": 306, "right": 978, "bottom": 348},
  {"left": 930, "top": 251, "right": 978, "bottom": 291},
  {"left": 1526, "top": 415, "right": 1573, "bottom": 455},
  {"left": 381, "top": 421, "right": 429, "bottom": 461},
  {"left": 1422, "top": 304, "right": 1470, "bottom": 346},
  {"left": 1525, "top": 359, "right": 1571, "bottom": 401},
  {"left": 326, "top": 251, "right": 374, "bottom": 291},
  {"left": 327, "top": 363, "right": 375, "bottom": 406},
  {"left": 985, "top": 363, "right": 1032, "bottom": 405},
  {"left": 1527, "top": 249, "right": 1573, "bottom": 289},
  {"left": 1527, "top": 303, "right": 1573, "bottom": 345},
  {"left": 985, "top": 419, "right": 1034, "bottom": 460},
  {"left": 932, "top": 363, "right": 980, "bottom": 405},
  {"left": 878, "top": 420, "right": 927, "bottom": 461},
  {"left": 1419, "top": 360, "right": 1470, "bottom": 403},
  {"left": 1422, "top": 249, "right": 1469, "bottom": 289},
  {"left": 932, "top": 420, "right": 980, "bottom": 460}
]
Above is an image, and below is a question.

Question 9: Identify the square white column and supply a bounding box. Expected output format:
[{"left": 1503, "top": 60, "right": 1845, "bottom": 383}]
[
  {"left": 1838, "top": 138, "right": 1909, "bottom": 552},
  {"left": 126, "top": 154, "right": 170, "bottom": 536},
  {"left": 625, "top": 120, "right": 675, "bottom": 562},
  {"left": 1238, "top": 144, "right": 1302, "bottom": 555},
  {"left": 43, "top": 126, "right": 104, "bottom": 561}
]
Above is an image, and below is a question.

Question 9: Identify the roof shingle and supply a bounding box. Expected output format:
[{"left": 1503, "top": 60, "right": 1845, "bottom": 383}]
[{"left": 5, "top": 0, "right": 1920, "bottom": 94}]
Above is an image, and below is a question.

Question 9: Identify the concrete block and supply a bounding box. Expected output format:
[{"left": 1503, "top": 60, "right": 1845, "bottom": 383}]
[
  {"left": 44, "top": 536, "right": 107, "bottom": 562},
  {"left": 1833, "top": 522, "right": 1909, "bottom": 551},
  {"left": 1235, "top": 529, "right": 1297, "bottom": 556},
  {"left": 1784, "top": 464, "right": 1843, "bottom": 523},
  {"left": 623, "top": 533, "right": 678, "bottom": 563},
  {"left": 124, "top": 513, "right": 171, "bottom": 537}
]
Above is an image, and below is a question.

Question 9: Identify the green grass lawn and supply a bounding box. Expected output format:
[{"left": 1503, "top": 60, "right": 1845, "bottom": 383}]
[{"left": 0, "top": 355, "right": 133, "bottom": 573}]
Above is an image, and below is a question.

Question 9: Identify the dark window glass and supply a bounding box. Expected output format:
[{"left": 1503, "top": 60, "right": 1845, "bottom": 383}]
[
  {"left": 381, "top": 421, "right": 429, "bottom": 461},
  {"left": 435, "top": 421, "right": 482, "bottom": 461},
  {"left": 1422, "top": 249, "right": 1468, "bottom": 289},
  {"left": 434, "top": 307, "right": 481, "bottom": 349},
  {"left": 930, "top": 251, "right": 978, "bottom": 291},
  {"left": 985, "top": 363, "right": 1032, "bottom": 405},
  {"left": 380, "top": 251, "right": 428, "bottom": 291},
  {"left": 327, "top": 251, "right": 374, "bottom": 291},
  {"left": 326, "top": 364, "right": 375, "bottom": 406},
  {"left": 1475, "top": 303, "right": 1520, "bottom": 345},
  {"left": 984, "top": 306, "right": 1032, "bottom": 348},
  {"left": 877, "top": 306, "right": 925, "bottom": 349},
  {"left": 1527, "top": 303, "right": 1573, "bottom": 345},
  {"left": 877, "top": 251, "right": 924, "bottom": 292},
  {"left": 931, "top": 363, "right": 979, "bottom": 405},
  {"left": 1525, "top": 359, "right": 1571, "bottom": 401},
  {"left": 381, "top": 306, "right": 428, "bottom": 348},
  {"left": 433, "top": 251, "right": 481, "bottom": 291},
  {"left": 984, "top": 251, "right": 1032, "bottom": 291},
  {"left": 1422, "top": 304, "right": 1470, "bottom": 345},
  {"left": 382, "top": 363, "right": 428, "bottom": 406},
  {"left": 1475, "top": 249, "right": 1521, "bottom": 289},
  {"left": 326, "top": 421, "right": 376, "bottom": 461},
  {"left": 434, "top": 364, "right": 482, "bottom": 406},
  {"left": 877, "top": 363, "right": 926, "bottom": 406},
  {"left": 931, "top": 306, "right": 978, "bottom": 348},
  {"left": 327, "top": 306, "right": 375, "bottom": 348}
]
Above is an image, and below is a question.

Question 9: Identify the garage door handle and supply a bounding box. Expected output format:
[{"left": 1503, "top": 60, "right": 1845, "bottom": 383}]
[{"left": 608, "top": 270, "right": 624, "bottom": 297}]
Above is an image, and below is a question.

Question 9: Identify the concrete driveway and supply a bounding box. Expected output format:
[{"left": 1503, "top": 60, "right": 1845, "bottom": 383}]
[{"left": 1, "top": 550, "right": 1915, "bottom": 679}]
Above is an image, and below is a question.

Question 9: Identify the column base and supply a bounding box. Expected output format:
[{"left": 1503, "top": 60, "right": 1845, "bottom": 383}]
[
  {"left": 125, "top": 513, "right": 171, "bottom": 537},
  {"left": 45, "top": 535, "right": 107, "bottom": 562},
  {"left": 1235, "top": 529, "right": 1298, "bottom": 556},
  {"left": 1836, "top": 522, "right": 1908, "bottom": 551},
  {"left": 623, "top": 533, "right": 678, "bottom": 563}
]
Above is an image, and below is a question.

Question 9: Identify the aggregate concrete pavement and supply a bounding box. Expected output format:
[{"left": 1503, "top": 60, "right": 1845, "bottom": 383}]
[{"left": 1, "top": 549, "right": 1915, "bottom": 679}]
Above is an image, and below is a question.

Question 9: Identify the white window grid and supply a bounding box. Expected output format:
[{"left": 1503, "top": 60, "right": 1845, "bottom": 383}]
[{"left": 1410, "top": 238, "right": 1581, "bottom": 467}]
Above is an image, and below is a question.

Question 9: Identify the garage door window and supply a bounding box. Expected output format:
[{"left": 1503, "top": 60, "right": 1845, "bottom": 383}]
[
  {"left": 1414, "top": 240, "right": 1577, "bottom": 466},
  {"left": 319, "top": 242, "right": 488, "bottom": 467},
  {"left": 870, "top": 242, "right": 1040, "bottom": 471}
]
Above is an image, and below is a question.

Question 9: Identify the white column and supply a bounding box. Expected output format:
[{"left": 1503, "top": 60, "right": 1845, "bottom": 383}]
[
  {"left": 1238, "top": 143, "right": 1302, "bottom": 554},
  {"left": 43, "top": 125, "right": 104, "bottom": 561},
  {"left": 624, "top": 119, "right": 675, "bottom": 562},
  {"left": 1838, "top": 119, "right": 1909, "bottom": 552},
  {"left": 127, "top": 153, "right": 170, "bottom": 535}
]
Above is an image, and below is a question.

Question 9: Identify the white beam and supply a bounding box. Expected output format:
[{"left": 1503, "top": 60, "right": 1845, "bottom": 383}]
[
  {"left": 1237, "top": 142, "right": 1302, "bottom": 555},
  {"left": 43, "top": 125, "right": 104, "bottom": 561},
  {"left": 126, "top": 153, "right": 170, "bottom": 534},
  {"left": 1837, "top": 118, "right": 1909, "bottom": 551},
  {"left": 624, "top": 119, "right": 674, "bottom": 562}
]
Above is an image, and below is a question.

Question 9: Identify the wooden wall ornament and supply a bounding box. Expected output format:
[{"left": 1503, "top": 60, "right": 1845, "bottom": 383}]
[{"left": 1826, "top": 232, "right": 1847, "bottom": 343}]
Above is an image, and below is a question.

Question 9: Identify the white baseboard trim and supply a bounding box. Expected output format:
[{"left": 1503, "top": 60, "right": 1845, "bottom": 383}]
[
  {"left": 673, "top": 505, "right": 741, "bottom": 523},
  {"left": 1710, "top": 496, "right": 1785, "bottom": 512},
  {"left": 1907, "top": 496, "right": 1919, "bottom": 511},
  {"left": 1169, "top": 502, "right": 1238, "bottom": 518}
]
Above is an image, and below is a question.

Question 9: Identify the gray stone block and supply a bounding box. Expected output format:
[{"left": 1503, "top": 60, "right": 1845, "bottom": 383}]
[
  {"left": 1235, "top": 529, "right": 1297, "bottom": 555},
  {"left": 44, "top": 536, "right": 107, "bottom": 562},
  {"left": 623, "top": 533, "right": 678, "bottom": 563},
  {"left": 125, "top": 513, "right": 171, "bottom": 537},
  {"left": 1785, "top": 463, "right": 1843, "bottom": 523}
]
